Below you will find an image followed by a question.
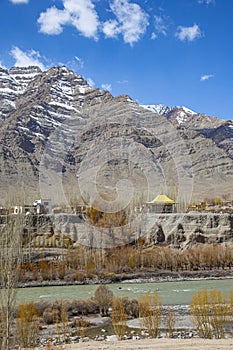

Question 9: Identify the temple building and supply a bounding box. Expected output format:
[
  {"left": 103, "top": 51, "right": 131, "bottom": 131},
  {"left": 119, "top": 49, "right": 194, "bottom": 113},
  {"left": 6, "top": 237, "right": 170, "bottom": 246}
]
[{"left": 145, "top": 193, "right": 177, "bottom": 213}]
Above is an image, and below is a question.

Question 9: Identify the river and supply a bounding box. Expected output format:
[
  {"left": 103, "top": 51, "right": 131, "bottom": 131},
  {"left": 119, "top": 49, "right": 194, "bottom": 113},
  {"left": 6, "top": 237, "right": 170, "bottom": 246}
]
[{"left": 17, "top": 278, "right": 233, "bottom": 305}]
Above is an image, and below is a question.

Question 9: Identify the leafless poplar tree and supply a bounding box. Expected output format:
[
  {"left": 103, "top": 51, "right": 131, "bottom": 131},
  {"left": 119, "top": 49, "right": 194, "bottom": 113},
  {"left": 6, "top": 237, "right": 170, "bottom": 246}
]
[{"left": 0, "top": 214, "right": 23, "bottom": 349}]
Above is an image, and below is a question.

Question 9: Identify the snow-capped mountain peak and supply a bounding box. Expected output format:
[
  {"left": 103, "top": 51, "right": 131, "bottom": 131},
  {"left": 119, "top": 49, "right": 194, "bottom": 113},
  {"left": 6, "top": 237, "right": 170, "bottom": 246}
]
[
  {"left": 141, "top": 103, "right": 199, "bottom": 125},
  {"left": 181, "top": 106, "right": 197, "bottom": 115},
  {"left": 141, "top": 104, "right": 173, "bottom": 115},
  {"left": 0, "top": 64, "right": 232, "bottom": 204}
]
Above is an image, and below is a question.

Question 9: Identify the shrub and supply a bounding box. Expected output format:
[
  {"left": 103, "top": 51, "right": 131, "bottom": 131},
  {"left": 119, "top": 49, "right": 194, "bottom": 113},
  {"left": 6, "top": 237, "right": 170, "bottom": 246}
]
[
  {"left": 190, "top": 289, "right": 228, "bottom": 339},
  {"left": 138, "top": 291, "right": 162, "bottom": 338},
  {"left": 111, "top": 297, "right": 127, "bottom": 340},
  {"left": 17, "top": 302, "right": 40, "bottom": 348},
  {"left": 43, "top": 307, "right": 60, "bottom": 325},
  {"left": 58, "top": 262, "right": 66, "bottom": 280},
  {"left": 59, "top": 302, "right": 70, "bottom": 344},
  {"left": 67, "top": 299, "right": 98, "bottom": 316},
  {"left": 123, "top": 297, "right": 139, "bottom": 318},
  {"left": 34, "top": 301, "right": 50, "bottom": 317},
  {"left": 165, "top": 306, "right": 176, "bottom": 338},
  {"left": 71, "top": 316, "right": 88, "bottom": 338},
  {"left": 68, "top": 271, "right": 85, "bottom": 282},
  {"left": 94, "top": 285, "right": 113, "bottom": 316}
]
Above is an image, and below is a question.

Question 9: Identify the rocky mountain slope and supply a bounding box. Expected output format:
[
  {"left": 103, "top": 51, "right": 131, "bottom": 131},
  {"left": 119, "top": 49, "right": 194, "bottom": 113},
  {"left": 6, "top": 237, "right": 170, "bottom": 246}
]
[{"left": 0, "top": 65, "right": 232, "bottom": 207}]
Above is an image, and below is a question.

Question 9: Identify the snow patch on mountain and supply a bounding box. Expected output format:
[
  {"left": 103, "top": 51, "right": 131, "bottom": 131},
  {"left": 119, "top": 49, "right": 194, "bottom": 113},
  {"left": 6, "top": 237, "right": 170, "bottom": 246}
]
[
  {"left": 9, "top": 66, "right": 42, "bottom": 92},
  {"left": 176, "top": 111, "right": 187, "bottom": 125},
  {"left": 141, "top": 104, "right": 197, "bottom": 125},
  {"left": 141, "top": 104, "right": 173, "bottom": 115},
  {"left": 0, "top": 66, "right": 43, "bottom": 120},
  {"left": 181, "top": 106, "right": 196, "bottom": 115}
]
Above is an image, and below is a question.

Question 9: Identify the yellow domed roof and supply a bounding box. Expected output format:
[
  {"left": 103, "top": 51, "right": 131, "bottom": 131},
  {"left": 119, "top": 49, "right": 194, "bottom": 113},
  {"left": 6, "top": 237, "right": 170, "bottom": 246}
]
[{"left": 149, "top": 194, "right": 175, "bottom": 204}]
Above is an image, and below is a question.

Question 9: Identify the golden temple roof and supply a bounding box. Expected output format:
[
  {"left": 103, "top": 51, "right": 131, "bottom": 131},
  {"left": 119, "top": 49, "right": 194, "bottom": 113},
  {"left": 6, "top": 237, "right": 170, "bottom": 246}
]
[{"left": 148, "top": 194, "right": 175, "bottom": 204}]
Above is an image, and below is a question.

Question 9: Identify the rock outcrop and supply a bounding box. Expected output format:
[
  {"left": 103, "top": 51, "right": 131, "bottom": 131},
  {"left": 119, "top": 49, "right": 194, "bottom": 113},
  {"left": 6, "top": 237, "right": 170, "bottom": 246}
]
[
  {"left": 146, "top": 212, "right": 233, "bottom": 248},
  {"left": 2, "top": 212, "right": 232, "bottom": 249},
  {"left": 32, "top": 213, "right": 233, "bottom": 249}
]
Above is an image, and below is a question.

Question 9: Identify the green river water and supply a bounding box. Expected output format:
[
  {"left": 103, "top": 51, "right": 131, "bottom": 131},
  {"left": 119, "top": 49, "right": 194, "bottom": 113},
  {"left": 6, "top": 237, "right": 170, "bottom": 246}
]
[{"left": 17, "top": 278, "right": 233, "bottom": 305}]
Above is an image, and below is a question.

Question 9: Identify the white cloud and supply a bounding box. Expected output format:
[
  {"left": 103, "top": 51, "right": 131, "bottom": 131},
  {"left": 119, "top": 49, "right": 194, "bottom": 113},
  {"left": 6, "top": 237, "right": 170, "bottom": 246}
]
[
  {"left": 116, "top": 79, "right": 128, "bottom": 84},
  {"left": 38, "top": 6, "right": 70, "bottom": 35},
  {"left": 64, "top": 0, "right": 99, "bottom": 38},
  {"left": 103, "top": 0, "right": 149, "bottom": 46},
  {"left": 75, "top": 56, "right": 84, "bottom": 69},
  {"left": 154, "top": 15, "right": 168, "bottom": 36},
  {"left": 86, "top": 77, "right": 95, "bottom": 87},
  {"left": 38, "top": 0, "right": 99, "bottom": 39},
  {"left": 176, "top": 24, "right": 202, "bottom": 42},
  {"left": 38, "top": 0, "right": 149, "bottom": 45},
  {"left": 9, "top": 0, "right": 29, "bottom": 3},
  {"left": 200, "top": 74, "right": 214, "bottom": 81},
  {"left": 101, "top": 83, "right": 112, "bottom": 91},
  {"left": 0, "top": 61, "right": 7, "bottom": 69},
  {"left": 102, "top": 19, "right": 119, "bottom": 38},
  {"left": 151, "top": 32, "right": 157, "bottom": 40},
  {"left": 63, "top": 56, "right": 84, "bottom": 72},
  {"left": 10, "top": 46, "right": 46, "bottom": 70},
  {"left": 198, "top": 0, "right": 215, "bottom": 4}
]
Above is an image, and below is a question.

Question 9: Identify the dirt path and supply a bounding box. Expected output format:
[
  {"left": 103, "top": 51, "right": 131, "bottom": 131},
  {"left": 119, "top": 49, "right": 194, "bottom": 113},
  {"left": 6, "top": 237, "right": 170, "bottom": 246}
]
[{"left": 66, "top": 338, "right": 233, "bottom": 350}]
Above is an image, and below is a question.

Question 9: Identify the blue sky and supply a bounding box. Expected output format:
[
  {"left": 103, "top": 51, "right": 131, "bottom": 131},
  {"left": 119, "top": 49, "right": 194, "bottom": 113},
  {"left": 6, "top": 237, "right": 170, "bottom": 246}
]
[{"left": 0, "top": 0, "right": 232, "bottom": 120}]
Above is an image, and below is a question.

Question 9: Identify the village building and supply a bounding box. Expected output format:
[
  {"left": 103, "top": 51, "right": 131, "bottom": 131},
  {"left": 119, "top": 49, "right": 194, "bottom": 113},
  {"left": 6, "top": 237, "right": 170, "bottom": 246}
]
[
  {"left": 145, "top": 193, "right": 177, "bottom": 213},
  {"left": 13, "top": 199, "right": 52, "bottom": 215},
  {"left": 33, "top": 199, "right": 52, "bottom": 214},
  {"left": 13, "top": 205, "right": 36, "bottom": 215},
  {"left": 0, "top": 206, "right": 8, "bottom": 215}
]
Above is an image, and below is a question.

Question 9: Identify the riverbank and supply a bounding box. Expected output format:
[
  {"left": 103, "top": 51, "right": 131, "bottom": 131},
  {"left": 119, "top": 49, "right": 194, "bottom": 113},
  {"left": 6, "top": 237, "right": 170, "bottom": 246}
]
[
  {"left": 14, "top": 279, "right": 233, "bottom": 348},
  {"left": 16, "top": 276, "right": 233, "bottom": 307},
  {"left": 18, "top": 269, "right": 233, "bottom": 288}
]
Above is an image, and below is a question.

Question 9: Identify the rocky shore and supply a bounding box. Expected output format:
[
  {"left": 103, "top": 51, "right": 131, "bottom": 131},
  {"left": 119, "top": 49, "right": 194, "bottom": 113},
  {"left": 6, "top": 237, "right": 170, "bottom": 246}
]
[
  {"left": 18, "top": 268, "right": 233, "bottom": 288},
  {"left": 36, "top": 304, "right": 196, "bottom": 347},
  {"left": 36, "top": 303, "right": 233, "bottom": 349}
]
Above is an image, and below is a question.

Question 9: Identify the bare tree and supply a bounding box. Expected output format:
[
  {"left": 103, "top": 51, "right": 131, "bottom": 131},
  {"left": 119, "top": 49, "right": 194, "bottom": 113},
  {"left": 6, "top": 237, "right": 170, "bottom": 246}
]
[
  {"left": 94, "top": 285, "right": 113, "bottom": 316},
  {"left": 16, "top": 302, "right": 40, "bottom": 348},
  {"left": 165, "top": 306, "right": 176, "bottom": 338},
  {"left": 111, "top": 297, "right": 127, "bottom": 340},
  {"left": 0, "top": 215, "right": 23, "bottom": 349},
  {"left": 138, "top": 291, "right": 162, "bottom": 338},
  {"left": 190, "top": 289, "right": 228, "bottom": 339}
]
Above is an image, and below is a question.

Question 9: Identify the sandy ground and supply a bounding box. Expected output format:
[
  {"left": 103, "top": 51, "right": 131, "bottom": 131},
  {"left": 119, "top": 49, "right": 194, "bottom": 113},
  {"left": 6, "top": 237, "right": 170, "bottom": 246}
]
[{"left": 64, "top": 338, "right": 233, "bottom": 350}]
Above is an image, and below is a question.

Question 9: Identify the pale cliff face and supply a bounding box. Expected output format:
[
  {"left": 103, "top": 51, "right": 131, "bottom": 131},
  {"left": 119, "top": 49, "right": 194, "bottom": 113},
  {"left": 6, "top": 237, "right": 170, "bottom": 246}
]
[{"left": 20, "top": 212, "right": 233, "bottom": 249}]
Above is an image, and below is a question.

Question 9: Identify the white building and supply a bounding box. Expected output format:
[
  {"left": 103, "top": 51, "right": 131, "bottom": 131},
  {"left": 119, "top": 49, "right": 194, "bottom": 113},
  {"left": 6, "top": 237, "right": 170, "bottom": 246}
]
[
  {"left": 13, "top": 205, "right": 35, "bottom": 215},
  {"left": 33, "top": 199, "right": 52, "bottom": 214}
]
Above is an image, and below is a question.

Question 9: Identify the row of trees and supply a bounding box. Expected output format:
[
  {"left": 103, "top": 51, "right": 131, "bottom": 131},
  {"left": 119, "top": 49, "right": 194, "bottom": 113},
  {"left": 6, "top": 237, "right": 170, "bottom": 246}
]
[
  {"left": 17, "top": 243, "right": 233, "bottom": 283},
  {"left": 190, "top": 289, "right": 233, "bottom": 339}
]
